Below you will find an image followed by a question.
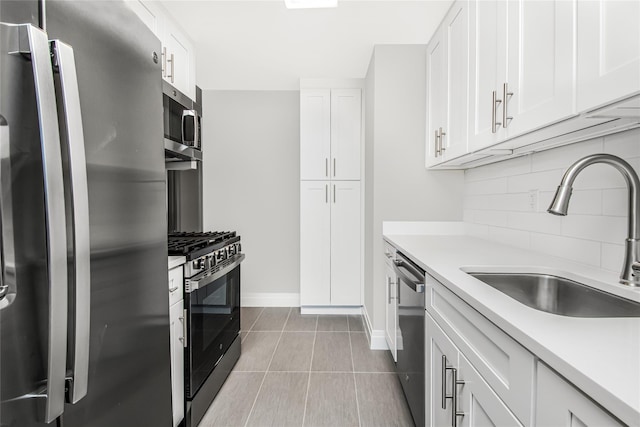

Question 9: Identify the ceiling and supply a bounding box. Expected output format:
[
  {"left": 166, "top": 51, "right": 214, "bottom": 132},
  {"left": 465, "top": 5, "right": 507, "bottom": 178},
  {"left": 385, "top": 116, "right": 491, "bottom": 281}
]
[{"left": 159, "top": 0, "right": 453, "bottom": 91}]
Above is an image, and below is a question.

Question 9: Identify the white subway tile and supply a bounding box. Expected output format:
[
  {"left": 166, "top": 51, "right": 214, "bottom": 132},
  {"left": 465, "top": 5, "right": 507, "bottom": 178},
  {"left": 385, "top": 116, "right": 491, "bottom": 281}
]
[
  {"left": 465, "top": 195, "right": 491, "bottom": 210},
  {"left": 465, "top": 222, "right": 489, "bottom": 239},
  {"left": 471, "top": 210, "right": 509, "bottom": 227},
  {"left": 601, "top": 243, "right": 625, "bottom": 273},
  {"left": 570, "top": 163, "right": 627, "bottom": 190},
  {"left": 486, "top": 193, "right": 531, "bottom": 212},
  {"left": 531, "top": 138, "right": 604, "bottom": 172},
  {"left": 506, "top": 169, "right": 565, "bottom": 193},
  {"left": 465, "top": 155, "right": 531, "bottom": 182},
  {"left": 464, "top": 177, "right": 508, "bottom": 196},
  {"left": 530, "top": 233, "right": 601, "bottom": 266},
  {"left": 603, "top": 128, "right": 640, "bottom": 159},
  {"left": 561, "top": 215, "right": 626, "bottom": 245},
  {"left": 506, "top": 212, "right": 563, "bottom": 234},
  {"left": 565, "top": 189, "right": 603, "bottom": 215},
  {"left": 463, "top": 209, "right": 475, "bottom": 223},
  {"left": 602, "top": 188, "right": 627, "bottom": 217},
  {"left": 487, "top": 226, "right": 531, "bottom": 250}
]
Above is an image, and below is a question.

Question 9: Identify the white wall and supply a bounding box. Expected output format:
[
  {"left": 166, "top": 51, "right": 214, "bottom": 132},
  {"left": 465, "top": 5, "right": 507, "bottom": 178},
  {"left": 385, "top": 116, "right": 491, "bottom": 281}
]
[
  {"left": 202, "top": 91, "right": 301, "bottom": 304},
  {"left": 464, "top": 128, "right": 640, "bottom": 272},
  {"left": 365, "top": 45, "right": 464, "bottom": 333}
]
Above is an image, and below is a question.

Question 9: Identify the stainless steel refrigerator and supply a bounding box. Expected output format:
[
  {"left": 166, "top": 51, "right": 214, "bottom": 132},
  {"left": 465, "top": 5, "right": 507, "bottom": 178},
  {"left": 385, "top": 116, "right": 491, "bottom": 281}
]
[{"left": 0, "top": 1, "right": 173, "bottom": 426}]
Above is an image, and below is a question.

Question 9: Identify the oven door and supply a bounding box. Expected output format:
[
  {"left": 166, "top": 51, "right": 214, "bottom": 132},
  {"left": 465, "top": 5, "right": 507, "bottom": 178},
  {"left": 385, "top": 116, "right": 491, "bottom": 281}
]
[{"left": 184, "top": 254, "right": 243, "bottom": 399}]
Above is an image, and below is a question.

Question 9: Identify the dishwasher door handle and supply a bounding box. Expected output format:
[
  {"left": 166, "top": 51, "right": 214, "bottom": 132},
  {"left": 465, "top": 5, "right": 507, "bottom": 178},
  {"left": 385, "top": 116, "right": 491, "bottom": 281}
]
[{"left": 393, "top": 259, "right": 425, "bottom": 293}]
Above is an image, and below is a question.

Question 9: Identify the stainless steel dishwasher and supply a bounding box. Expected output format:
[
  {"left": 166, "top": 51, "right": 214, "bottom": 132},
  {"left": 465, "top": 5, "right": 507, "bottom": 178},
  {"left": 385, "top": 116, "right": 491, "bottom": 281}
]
[{"left": 393, "top": 251, "right": 426, "bottom": 427}]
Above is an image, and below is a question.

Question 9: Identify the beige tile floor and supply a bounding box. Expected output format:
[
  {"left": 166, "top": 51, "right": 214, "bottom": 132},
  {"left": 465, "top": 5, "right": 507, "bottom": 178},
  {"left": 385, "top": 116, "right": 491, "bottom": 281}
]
[{"left": 198, "top": 307, "right": 415, "bottom": 427}]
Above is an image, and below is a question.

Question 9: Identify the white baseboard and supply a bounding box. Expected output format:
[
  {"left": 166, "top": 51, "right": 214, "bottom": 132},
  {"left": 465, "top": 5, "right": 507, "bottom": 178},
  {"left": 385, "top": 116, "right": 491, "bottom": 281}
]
[
  {"left": 362, "top": 304, "right": 388, "bottom": 350},
  {"left": 300, "top": 306, "right": 362, "bottom": 315},
  {"left": 241, "top": 292, "right": 300, "bottom": 307}
]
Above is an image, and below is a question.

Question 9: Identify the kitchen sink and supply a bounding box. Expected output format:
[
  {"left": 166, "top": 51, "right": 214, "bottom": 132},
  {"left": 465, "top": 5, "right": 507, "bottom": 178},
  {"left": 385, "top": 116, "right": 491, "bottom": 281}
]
[{"left": 466, "top": 272, "right": 640, "bottom": 318}]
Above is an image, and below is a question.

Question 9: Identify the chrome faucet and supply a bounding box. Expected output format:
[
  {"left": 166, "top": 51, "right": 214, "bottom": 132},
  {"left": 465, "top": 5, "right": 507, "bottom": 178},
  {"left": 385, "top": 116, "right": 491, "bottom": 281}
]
[{"left": 548, "top": 153, "right": 640, "bottom": 286}]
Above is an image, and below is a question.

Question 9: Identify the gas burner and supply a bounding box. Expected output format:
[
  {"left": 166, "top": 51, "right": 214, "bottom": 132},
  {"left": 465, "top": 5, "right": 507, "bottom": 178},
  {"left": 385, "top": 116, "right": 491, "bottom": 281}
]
[{"left": 168, "top": 231, "right": 240, "bottom": 260}]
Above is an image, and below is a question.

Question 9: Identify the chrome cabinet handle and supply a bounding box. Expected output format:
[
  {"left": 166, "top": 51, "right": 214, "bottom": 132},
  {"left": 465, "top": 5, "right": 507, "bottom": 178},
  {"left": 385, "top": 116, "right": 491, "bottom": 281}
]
[
  {"left": 435, "top": 130, "right": 440, "bottom": 157},
  {"left": 439, "top": 127, "right": 446, "bottom": 153},
  {"left": 442, "top": 355, "right": 448, "bottom": 409},
  {"left": 333, "top": 158, "right": 336, "bottom": 177},
  {"left": 169, "top": 286, "right": 179, "bottom": 293},
  {"left": 492, "top": 90, "right": 502, "bottom": 133},
  {"left": 333, "top": 184, "right": 336, "bottom": 204},
  {"left": 325, "top": 158, "right": 328, "bottom": 177},
  {"left": 167, "top": 52, "right": 174, "bottom": 83},
  {"left": 502, "top": 82, "right": 513, "bottom": 129},
  {"left": 452, "top": 368, "right": 465, "bottom": 427},
  {"left": 181, "top": 310, "right": 188, "bottom": 347},
  {"left": 162, "top": 46, "right": 167, "bottom": 77},
  {"left": 5, "top": 23, "right": 69, "bottom": 423},
  {"left": 325, "top": 184, "right": 328, "bottom": 203},
  {"left": 51, "top": 39, "right": 91, "bottom": 405}
]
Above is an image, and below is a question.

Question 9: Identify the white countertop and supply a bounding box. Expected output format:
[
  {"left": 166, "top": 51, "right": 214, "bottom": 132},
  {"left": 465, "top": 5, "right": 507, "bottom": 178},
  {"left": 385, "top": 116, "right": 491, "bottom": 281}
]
[
  {"left": 383, "top": 230, "right": 640, "bottom": 426},
  {"left": 168, "top": 255, "right": 186, "bottom": 270}
]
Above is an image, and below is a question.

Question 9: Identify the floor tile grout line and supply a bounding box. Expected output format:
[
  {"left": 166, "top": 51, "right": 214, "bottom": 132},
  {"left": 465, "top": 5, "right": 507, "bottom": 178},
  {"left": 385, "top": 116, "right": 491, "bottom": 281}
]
[
  {"left": 243, "top": 307, "right": 292, "bottom": 427},
  {"left": 301, "top": 314, "right": 319, "bottom": 427},
  {"left": 348, "top": 330, "right": 362, "bottom": 427},
  {"left": 245, "top": 307, "right": 265, "bottom": 332}
]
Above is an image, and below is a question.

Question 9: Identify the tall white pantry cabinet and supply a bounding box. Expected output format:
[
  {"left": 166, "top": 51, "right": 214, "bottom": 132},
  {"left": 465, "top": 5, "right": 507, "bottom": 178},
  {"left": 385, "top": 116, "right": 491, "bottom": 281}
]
[{"left": 300, "top": 89, "right": 362, "bottom": 307}]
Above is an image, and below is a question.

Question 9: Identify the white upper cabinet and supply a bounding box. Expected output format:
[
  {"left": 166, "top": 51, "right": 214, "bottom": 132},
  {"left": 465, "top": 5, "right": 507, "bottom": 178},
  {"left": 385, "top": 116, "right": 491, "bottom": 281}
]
[
  {"left": 504, "top": 0, "right": 575, "bottom": 139},
  {"left": 300, "top": 90, "right": 331, "bottom": 180},
  {"left": 426, "top": 0, "right": 470, "bottom": 166},
  {"left": 300, "top": 89, "right": 362, "bottom": 181},
  {"left": 468, "top": 0, "right": 507, "bottom": 152},
  {"left": 577, "top": 0, "right": 640, "bottom": 112},
  {"left": 469, "top": 0, "right": 574, "bottom": 151},
  {"left": 330, "top": 90, "right": 362, "bottom": 180},
  {"left": 127, "top": 0, "right": 197, "bottom": 99}
]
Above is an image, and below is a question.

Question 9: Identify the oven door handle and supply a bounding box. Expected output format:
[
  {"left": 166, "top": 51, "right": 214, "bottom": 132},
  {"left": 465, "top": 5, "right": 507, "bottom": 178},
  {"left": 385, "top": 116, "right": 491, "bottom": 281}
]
[{"left": 185, "top": 254, "right": 245, "bottom": 293}]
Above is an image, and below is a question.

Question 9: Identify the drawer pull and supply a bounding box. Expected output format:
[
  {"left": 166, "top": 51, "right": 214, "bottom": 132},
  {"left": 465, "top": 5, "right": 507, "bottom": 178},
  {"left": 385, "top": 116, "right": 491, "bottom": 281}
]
[{"left": 169, "top": 286, "right": 179, "bottom": 293}]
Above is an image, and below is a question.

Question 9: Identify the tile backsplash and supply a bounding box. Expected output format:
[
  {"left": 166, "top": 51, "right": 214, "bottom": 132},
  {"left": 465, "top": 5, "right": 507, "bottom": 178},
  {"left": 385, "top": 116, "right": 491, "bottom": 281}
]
[{"left": 463, "top": 128, "right": 640, "bottom": 272}]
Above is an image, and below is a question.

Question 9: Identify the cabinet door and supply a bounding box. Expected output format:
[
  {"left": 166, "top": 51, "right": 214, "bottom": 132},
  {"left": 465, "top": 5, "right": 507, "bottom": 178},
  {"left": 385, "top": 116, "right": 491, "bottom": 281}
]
[
  {"left": 169, "top": 300, "right": 185, "bottom": 427},
  {"left": 300, "top": 90, "right": 331, "bottom": 180},
  {"left": 300, "top": 181, "right": 331, "bottom": 305},
  {"left": 443, "top": 0, "right": 470, "bottom": 159},
  {"left": 577, "top": 0, "right": 640, "bottom": 111},
  {"left": 384, "top": 264, "right": 397, "bottom": 361},
  {"left": 458, "top": 355, "right": 524, "bottom": 427},
  {"left": 126, "top": 0, "right": 162, "bottom": 36},
  {"left": 536, "top": 363, "right": 625, "bottom": 427},
  {"left": 330, "top": 181, "right": 361, "bottom": 305},
  {"left": 426, "top": 315, "right": 460, "bottom": 427},
  {"left": 468, "top": 0, "right": 508, "bottom": 152},
  {"left": 505, "top": 0, "right": 575, "bottom": 139},
  {"left": 164, "top": 22, "right": 195, "bottom": 99},
  {"left": 426, "top": 28, "right": 447, "bottom": 167},
  {"left": 330, "top": 89, "right": 361, "bottom": 180}
]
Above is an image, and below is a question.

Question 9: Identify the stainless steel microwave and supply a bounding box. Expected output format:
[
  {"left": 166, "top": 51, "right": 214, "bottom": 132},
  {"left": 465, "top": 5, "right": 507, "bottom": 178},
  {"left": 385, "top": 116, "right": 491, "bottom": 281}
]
[{"left": 163, "top": 81, "right": 202, "bottom": 160}]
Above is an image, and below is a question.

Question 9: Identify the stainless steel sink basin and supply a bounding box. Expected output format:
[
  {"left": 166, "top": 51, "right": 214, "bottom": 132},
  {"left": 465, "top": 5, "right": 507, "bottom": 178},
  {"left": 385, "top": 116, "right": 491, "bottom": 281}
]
[{"left": 467, "top": 272, "right": 640, "bottom": 317}]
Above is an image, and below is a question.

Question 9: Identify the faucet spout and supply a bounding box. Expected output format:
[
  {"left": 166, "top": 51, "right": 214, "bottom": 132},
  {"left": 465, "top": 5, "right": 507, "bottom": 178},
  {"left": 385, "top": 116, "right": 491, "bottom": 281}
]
[{"left": 547, "top": 154, "right": 640, "bottom": 286}]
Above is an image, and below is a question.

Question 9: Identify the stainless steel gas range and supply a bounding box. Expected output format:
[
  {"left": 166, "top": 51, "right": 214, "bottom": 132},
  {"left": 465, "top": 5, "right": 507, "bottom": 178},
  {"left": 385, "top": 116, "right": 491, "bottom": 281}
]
[{"left": 168, "top": 231, "right": 245, "bottom": 427}]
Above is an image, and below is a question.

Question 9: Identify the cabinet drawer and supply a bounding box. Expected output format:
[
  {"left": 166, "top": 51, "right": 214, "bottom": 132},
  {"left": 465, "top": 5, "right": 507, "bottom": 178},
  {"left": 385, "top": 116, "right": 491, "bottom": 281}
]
[
  {"left": 426, "top": 277, "right": 534, "bottom": 426},
  {"left": 168, "top": 265, "right": 184, "bottom": 306}
]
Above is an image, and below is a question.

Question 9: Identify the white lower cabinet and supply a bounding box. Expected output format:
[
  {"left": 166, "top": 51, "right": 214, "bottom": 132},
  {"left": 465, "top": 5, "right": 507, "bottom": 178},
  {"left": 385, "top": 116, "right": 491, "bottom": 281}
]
[
  {"left": 426, "top": 314, "right": 523, "bottom": 427},
  {"left": 300, "top": 181, "right": 361, "bottom": 306},
  {"left": 383, "top": 243, "right": 397, "bottom": 361},
  {"left": 168, "top": 265, "right": 184, "bottom": 427},
  {"left": 536, "top": 363, "right": 625, "bottom": 427}
]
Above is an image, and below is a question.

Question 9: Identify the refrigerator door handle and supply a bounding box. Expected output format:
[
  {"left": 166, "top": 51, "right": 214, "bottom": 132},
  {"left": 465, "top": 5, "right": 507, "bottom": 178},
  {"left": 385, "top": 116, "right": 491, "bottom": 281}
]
[
  {"left": 0, "top": 116, "right": 16, "bottom": 311},
  {"left": 51, "top": 39, "right": 91, "bottom": 405},
  {"left": 5, "top": 23, "right": 69, "bottom": 424}
]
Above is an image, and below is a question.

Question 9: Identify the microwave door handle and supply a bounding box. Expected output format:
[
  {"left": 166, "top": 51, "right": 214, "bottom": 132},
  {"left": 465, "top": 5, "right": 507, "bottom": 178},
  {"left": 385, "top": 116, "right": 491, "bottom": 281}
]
[
  {"left": 51, "top": 40, "right": 91, "bottom": 404},
  {"left": 5, "top": 23, "right": 69, "bottom": 423},
  {"left": 194, "top": 113, "right": 200, "bottom": 149}
]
